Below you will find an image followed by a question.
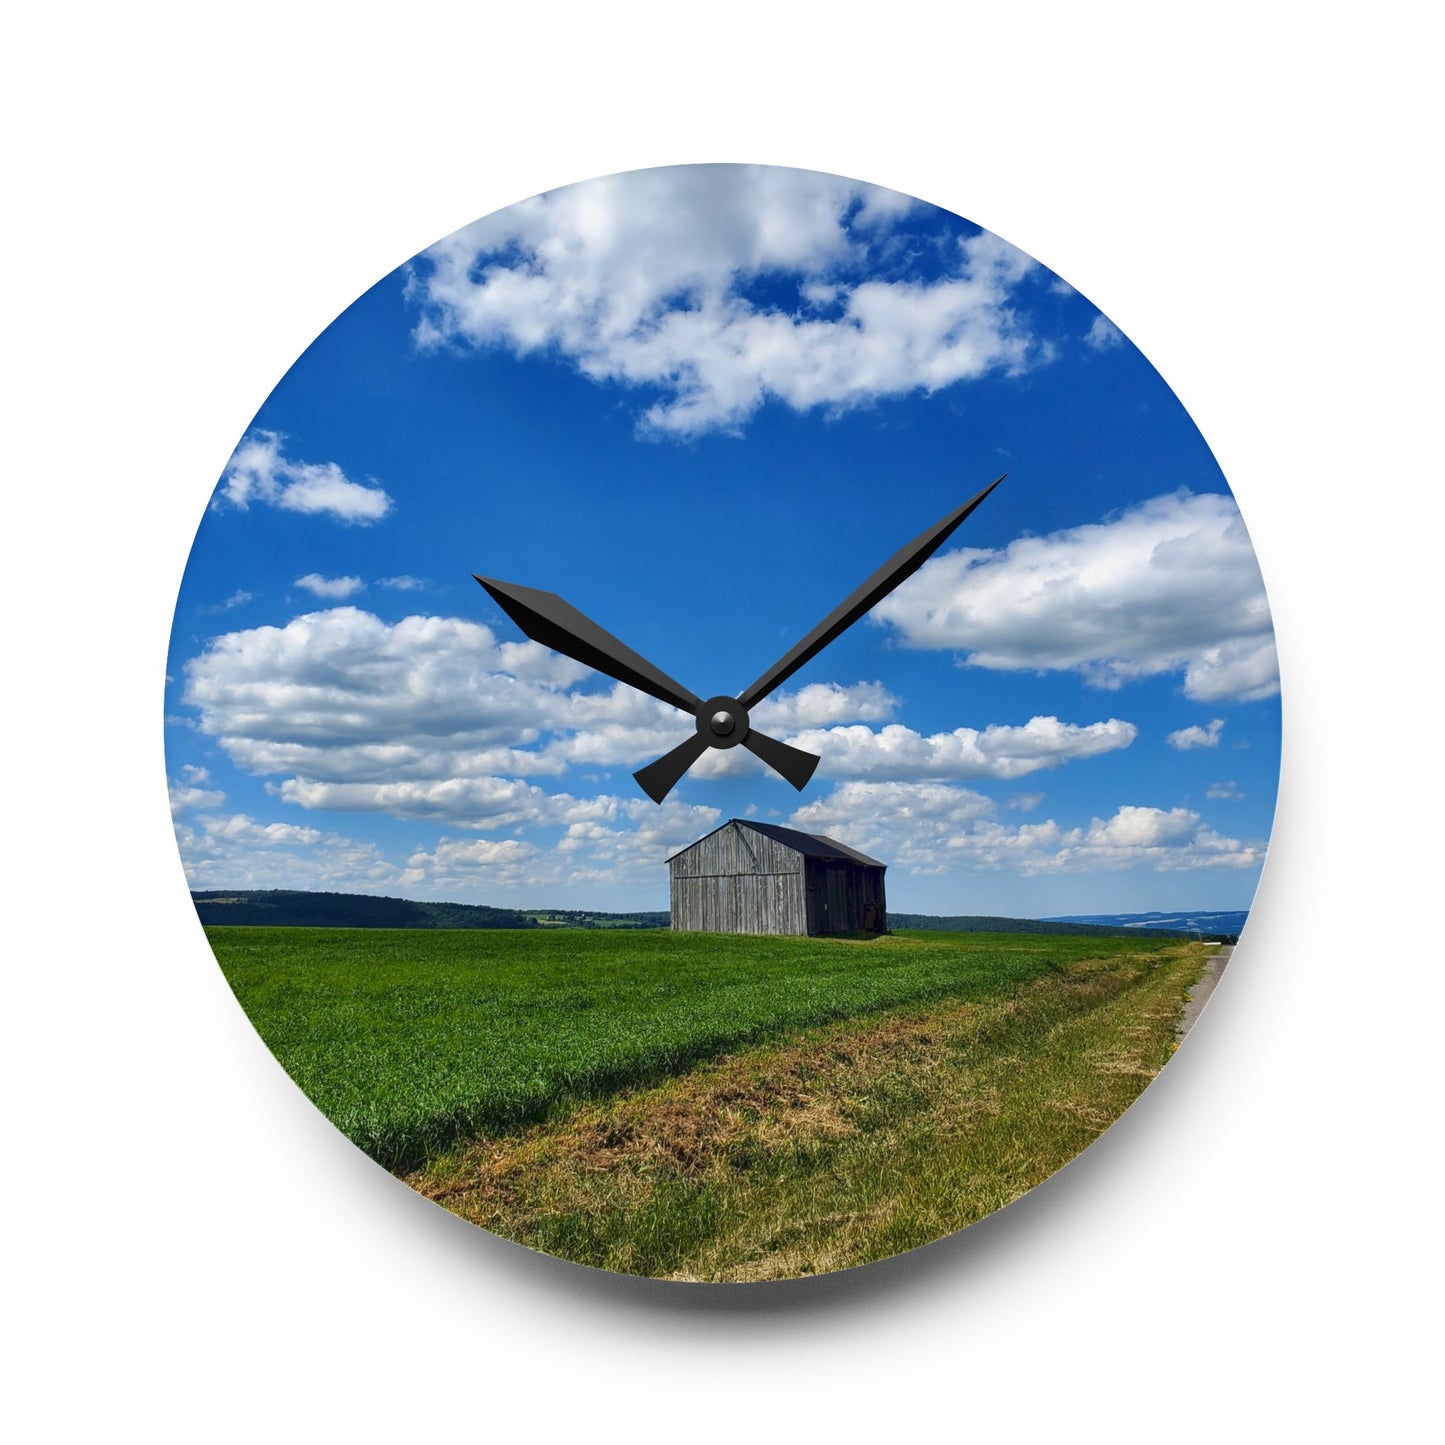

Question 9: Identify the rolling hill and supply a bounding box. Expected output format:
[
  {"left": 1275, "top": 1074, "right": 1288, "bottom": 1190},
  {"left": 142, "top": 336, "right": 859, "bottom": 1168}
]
[{"left": 189, "top": 890, "right": 1241, "bottom": 938}]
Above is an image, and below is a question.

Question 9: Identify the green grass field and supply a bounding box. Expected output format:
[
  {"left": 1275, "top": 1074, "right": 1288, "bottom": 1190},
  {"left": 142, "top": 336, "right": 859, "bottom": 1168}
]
[
  {"left": 411, "top": 943, "right": 1203, "bottom": 1279},
  {"left": 208, "top": 926, "right": 1185, "bottom": 1174}
]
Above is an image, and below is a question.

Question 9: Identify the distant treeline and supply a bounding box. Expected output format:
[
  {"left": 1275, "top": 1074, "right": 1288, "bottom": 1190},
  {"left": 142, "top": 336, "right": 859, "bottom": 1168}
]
[
  {"left": 191, "top": 890, "right": 541, "bottom": 930},
  {"left": 528, "top": 909, "right": 670, "bottom": 930},
  {"left": 888, "top": 913, "right": 1197, "bottom": 939},
  {"left": 189, "top": 889, "right": 1228, "bottom": 939}
]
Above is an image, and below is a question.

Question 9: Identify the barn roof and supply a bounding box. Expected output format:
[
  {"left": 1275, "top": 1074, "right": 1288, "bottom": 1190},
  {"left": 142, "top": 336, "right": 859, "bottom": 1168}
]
[{"left": 669, "top": 818, "right": 886, "bottom": 869}]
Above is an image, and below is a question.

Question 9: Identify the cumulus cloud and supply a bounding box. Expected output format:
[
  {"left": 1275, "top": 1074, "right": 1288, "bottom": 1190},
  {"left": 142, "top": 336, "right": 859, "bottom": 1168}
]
[
  {"left": 296, "top": 573, "right": 364, "bottom": 599},
  {"left": 184, "top": 606, "right": 590, "bottom": 794},
  {"left": 750, "top": 682, "right": 898, "bottom": 730},
  {"left": 1206, "top": 780, "right": 1243, "bottom": 800},
  {"left": 791, "top": 782, "right": 1263, "bottom": 878},
  {"left": 789, "top": 715, "right": 1135, "bottom": 781},
  {"left": 400, "top": 836, "right": 543, "bottom": 892},
  {"left": 175, "top": 793, "right": 725, "bottom": 898},
  {"left": 175, "top": 811, "right": 403, "bottom": 891},
  {"left": 195, "top": 814, "right": 322, "bottom": 846},
  {"left": 1168, "top": 718, "right": 1226, "bottom": 750},
  {"left": 1085, "top": 315, "right": 1124, "bottom": 350},
  {"left": 409, "top": 165, "right": 1043, "bottom": 437},
  {"left": 216, "top": 431, "right": 392, "bottom": 523},
  {"left": 874, "top": 490, "right": 1278, "bottom": 703},
  {"left": 562, "top": 800, "right": 724, "bottom": 882},
  {"left": 277, "top": 775, "right": 572, "bottom": 828},
  {"left": 377, "top": 575, "right": 428, "bottom": 591},
  {"left": 182, "top": 608, "right": 918, "bottom": 820},
  {"left": 199, "top": 590, "right": 253, "bottom": 615},
  {"left": 402, "top": 798, "right": 720, "bottom": 892},
  {"left": 168, "top": 766, "right": 225, "bottom": 816}
]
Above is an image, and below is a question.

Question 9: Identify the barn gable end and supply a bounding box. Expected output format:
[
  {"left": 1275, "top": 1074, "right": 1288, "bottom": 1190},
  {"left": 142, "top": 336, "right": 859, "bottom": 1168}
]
[{"left": 668, "top": 820, "right": 887, "bottom": 937}]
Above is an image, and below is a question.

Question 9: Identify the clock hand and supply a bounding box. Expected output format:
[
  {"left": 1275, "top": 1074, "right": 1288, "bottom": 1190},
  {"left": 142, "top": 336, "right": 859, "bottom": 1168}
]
[
  {"left": 633, "top": 717, "right": 820, "bottom": 805},
  {"left": 738, "top": 728, "right": 820, "bottom": 790},
  {"left": 474, "top": 576, "right": 702, "bottom": 714},
  {"left": 735, "top": 475, "right": 1005, "bottom": 711},
  {"left": 482, "top": 470, "right": 1000, "bottom": 803},
  {"left": 474, "top": 575, "right": 818, "bottom": 801},
  {"left": 629, "top": 476, "right": 1003, "bottom": 801},
  {"left": 633, "top": 735, "right": 711, "bottom": 805}
]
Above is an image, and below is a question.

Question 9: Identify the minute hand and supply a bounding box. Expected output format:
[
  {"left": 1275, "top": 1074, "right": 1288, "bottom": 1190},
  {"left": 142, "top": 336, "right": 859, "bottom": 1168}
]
[
  {"left": 735, "top": 475, "right": 1005, "bottom": 711},
  {"left": 474, "top": 575, "right": 818, "bottom": 800}
]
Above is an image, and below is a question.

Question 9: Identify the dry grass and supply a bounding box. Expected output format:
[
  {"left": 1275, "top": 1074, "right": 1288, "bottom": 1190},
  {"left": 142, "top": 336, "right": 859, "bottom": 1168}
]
[{"left": 407, "top": 943, "right": 1204, "bottom": 1280}]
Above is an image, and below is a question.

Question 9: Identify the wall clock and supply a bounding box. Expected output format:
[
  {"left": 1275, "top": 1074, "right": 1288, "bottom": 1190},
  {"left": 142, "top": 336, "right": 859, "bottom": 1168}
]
[{"left": 166, "top": 163, "right": 1280, "bottom": 1282}]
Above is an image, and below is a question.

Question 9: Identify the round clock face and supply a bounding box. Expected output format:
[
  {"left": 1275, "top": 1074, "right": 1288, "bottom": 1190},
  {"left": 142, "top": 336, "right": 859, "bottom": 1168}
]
[{"left": 167, "top": 164, "right": 1280, "bottom": 1281}]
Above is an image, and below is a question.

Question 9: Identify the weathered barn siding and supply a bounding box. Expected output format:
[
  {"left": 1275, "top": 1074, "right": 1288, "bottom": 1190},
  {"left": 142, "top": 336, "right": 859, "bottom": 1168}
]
[
  {"left": 669, "top": 820, "right": 886, "bottom": 936},
  {"left": 672, "top": 872, "right": 807, "bottom": 935},
  {"left": 668, "top": 824, "right": 803, "bottom": 883}
]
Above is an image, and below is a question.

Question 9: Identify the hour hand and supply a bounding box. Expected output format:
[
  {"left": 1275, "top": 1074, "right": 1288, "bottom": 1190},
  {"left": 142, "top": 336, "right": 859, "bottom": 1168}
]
[
  {"left": 476, "top": 575, "right": 814, "bottom": 803},
  {"left": 473, "top": 576, "right": 701, "bottom": 714}
]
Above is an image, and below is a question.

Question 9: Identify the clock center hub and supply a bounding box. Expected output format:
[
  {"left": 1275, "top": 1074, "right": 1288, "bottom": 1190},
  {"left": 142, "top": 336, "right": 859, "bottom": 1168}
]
[{"left": 696, "top": 695, "right": 749, "bottom": 750}]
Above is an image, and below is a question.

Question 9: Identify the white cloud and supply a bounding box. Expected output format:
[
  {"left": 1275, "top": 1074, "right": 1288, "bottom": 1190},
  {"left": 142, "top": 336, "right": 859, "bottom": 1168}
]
[
  {"left": 790, "top": 781, "right": 998, "bottom": 876},
  {"left": 874, "top": 490, "right": 1278, "bottom": 703},
  {"left": 175, "top": 793, "right": 725, "bottom": 899},
  {"left": 377, "top": 575, "right": 428, "bottom": 591},
  {"left": 750, "top": 681, "right": 898, "bottom": 730},
  {"left": 168, "top": 771, "right": 225, "bottom": 815},
  {"left": 216, "top": 431, "right": 392, "bottom": 524},
  {"left": 175, "top": 811, "right": 403, "bottom": 891},
  {"left": 410, "top": 165, "right": 1042, "bottom": 437},
  {"left": 563, "top": 799, "right": 723, "bottom": 876},
  {"left": 182, "top": 608, "right": 918, "bottom": 821},
  {"left": 400, "top": 836, "right": 543, "bottom": 892},
  {"left": 188, "top": 607, "right": 584, "bottom": 734},
  {"left": 277, "top": 775, "right": 566, "bottom": 827},
  {"left": 1168, "top": 718, "right": 1226, "bottom": 750},
  {"left": 1206, "top": 780, "right": 1243, "bottom": 800},
  {"left": 402, "top": 798, "right": 720, "bottom": 893},
  {"left": 197, "top": 813, "right": 322, "bottom": 846},
  {"left": 295, "top": 573, "right": 364, "bottom": 599},
  {"left": 788, "top": 715, "right": 1136, "bottom": 781},
  {"left": 1085, "top": 315, "right": 1124, "bottom": 350},
  {"left": 200, "top": 589, "right": 254, "bottom": 614},
  {"left": 184, "top": 607, "right": 591, "bottom": 798},
  {"left": 791, "top": 783, "right": 1263, "bottom": 878},
  {"left": 1184, "top": 639, "right": 1280, "bottom": 702}
]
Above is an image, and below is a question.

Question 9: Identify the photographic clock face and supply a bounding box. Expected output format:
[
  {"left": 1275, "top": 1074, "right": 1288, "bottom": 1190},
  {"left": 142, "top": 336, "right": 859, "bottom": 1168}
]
[{"left": 167, "top": 164, "right": 1280, "bottom": 1282}]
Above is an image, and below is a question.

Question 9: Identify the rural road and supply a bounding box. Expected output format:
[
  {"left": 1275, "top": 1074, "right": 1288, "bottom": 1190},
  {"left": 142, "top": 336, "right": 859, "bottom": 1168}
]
[{"left": 1178, "top": 945, "right": 1233, "bottom": 1041}]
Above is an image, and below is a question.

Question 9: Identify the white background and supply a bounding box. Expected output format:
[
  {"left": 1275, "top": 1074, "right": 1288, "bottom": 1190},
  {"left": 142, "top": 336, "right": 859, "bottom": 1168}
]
[{"left": 5, "top": 4, "right": 1437, "bottom": 1439}]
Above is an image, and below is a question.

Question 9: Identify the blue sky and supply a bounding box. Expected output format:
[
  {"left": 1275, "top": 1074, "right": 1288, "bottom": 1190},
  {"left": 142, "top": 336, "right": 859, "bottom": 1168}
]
[{"left": 165, "top": 164, "right": 1279, "bottom": 917}]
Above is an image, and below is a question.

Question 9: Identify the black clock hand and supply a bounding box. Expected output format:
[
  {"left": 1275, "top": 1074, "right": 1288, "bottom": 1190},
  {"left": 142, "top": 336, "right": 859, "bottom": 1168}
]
[
  {"left": 634, "top": 717, "right": 819, "bottom": 806},
  {"left": 474, "top": 576, "right": 702, "bottom": 713},
  {"left": 629, "top": 477, "right": 1004, "bottom": 803},
  {"left": 482, "top": 479, "right": 1000, "bottom": 805},
  {"left": 735, "top": 475, "right": 1005, "bottom": 711},
  {"left": 474, "top": 576, "right": 819, "bottom": 802},
  {"left": 633, "top": 734, "right": 712, "bottom": 804}
]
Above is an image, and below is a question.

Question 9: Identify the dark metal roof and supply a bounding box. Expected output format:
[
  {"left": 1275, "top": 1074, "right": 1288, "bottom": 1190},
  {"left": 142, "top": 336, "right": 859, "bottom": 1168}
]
[
  {"left": 669, "top": 818, "right": 886, "bottom": 869},
  {"left": 739, "top": 820, "right": 886, "bottom": 868}
]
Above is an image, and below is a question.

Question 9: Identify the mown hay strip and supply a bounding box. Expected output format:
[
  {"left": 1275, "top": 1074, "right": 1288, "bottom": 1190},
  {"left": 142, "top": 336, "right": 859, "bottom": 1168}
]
[{"left": 407, "top": 945, "right": 1203, "bottom": 1279}]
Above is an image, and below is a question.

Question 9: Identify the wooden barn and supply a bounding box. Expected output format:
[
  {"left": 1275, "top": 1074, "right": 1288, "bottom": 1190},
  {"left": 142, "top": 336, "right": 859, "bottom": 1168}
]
[{"left": 668, "top": 819, "right": 887, "bottom": 936}]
